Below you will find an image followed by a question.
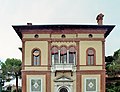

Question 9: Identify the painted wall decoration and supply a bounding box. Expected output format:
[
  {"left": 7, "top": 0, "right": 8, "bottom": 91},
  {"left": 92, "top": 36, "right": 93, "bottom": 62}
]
[
  {"left": 30, "top": 78, "right": 42, "bottom": 92},
  {"left": 85, "top": 78, "right": 97, "bottom": 92}
]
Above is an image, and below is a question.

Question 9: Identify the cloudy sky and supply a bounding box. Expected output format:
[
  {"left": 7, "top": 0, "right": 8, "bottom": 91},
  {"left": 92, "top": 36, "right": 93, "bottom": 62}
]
[{"left": 0, "top": 0, "right": 119, "bottom": 61}]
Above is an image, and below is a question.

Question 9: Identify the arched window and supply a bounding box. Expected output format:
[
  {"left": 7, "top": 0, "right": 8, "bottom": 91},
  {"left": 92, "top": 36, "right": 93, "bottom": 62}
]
[
  {"left": 86, "top": 48, "right": 96, "bottom": 65},
  {"left": 32, "top": 48, "right": 40, "bottom": 65},
  {"left": 51, "top": 45, "right": 76, "bottom": 65},
  {"left": 69, "top": 46, "right": 76, "bottom": 64},
  {"left": 51, "top": 46, "right": 59, "bottom": 64},
  {"left": 60, "top": 47, "right": 67, "bottom": 64}
]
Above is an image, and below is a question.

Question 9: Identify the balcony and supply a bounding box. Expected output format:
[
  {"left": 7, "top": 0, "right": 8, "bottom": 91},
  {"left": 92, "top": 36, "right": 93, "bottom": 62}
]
[{"left": 51, "top": 64, "right": 76, "bottom": 72}]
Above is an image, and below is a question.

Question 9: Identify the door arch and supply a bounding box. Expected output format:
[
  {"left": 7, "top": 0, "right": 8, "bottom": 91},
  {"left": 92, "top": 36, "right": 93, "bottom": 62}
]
[{"left": 59, "top": 86, "right": 69, "bottom": 92}]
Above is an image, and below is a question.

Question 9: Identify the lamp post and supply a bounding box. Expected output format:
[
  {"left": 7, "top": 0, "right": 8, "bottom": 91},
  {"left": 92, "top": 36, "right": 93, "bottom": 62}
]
[{"left": 0, "top": 68, "right": 2, "bottom": 92}]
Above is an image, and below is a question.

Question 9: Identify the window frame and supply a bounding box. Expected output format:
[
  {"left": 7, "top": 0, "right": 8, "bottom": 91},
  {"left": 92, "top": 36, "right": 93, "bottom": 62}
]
[
  {"left": 32, "top": 48, "right": 41, "bottom": 66},
  {"left": 51, "top": 46, "right": 59, "bottom": 64},
  {"left": 51, "top": 45, "right": 76, "bottom": 65},
  {"left": 86, "top": 48, "right": 96, "bottom": 66},
  {"left": 60, "top": 46, "right": 67, "bottom": 64},
  {"left": 69, "top": 46, "right": 76, "bottom": 64}
]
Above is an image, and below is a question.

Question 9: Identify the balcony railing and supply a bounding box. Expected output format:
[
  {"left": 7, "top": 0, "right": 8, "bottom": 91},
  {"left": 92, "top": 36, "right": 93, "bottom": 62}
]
[{"left": 51, "top": 64, "right": 76, "bottom": 72}]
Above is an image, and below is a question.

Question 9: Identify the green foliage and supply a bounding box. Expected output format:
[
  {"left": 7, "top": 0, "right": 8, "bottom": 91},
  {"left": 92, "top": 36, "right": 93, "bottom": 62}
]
[
  {"left": 1, "top": 58, "right": 22, "bottom": 92},
  {"left": 106, "top": 49, "right": 120, "bottom": 77},
  {"left": 106, "top": 49, "right": 120, "bottom": 91},
  {"left": 105, "top": 56, "right": 114, "bottom": 66},
  {"left": 1, "top": 58, "right": 21, "bottom": 80},
  {"left": 2, "top": 90, "right": 9, "bottom": 92},
  {"left": 113, "top": 49, "right": 120, "bottom": 63},
  {"left": 106, "top": 82, "right": 120, "bottom": 92},
  {"left": 13, "top": 88, "right": 22, "bottom": 92},
  {"left": 106, "top": 62, "right": 120, "bottom": 77}
]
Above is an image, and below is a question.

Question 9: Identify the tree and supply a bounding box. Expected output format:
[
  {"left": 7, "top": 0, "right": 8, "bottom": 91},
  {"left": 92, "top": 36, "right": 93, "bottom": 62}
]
[
  {"left": 1, "top": 58, "right": 22, "bottom": 92},
  {"left": 112, "top": 49, "right": 120, "bottom": 76},
  {"left": 105, "top": 56, "right": 115, "bottom": 77},
  {"left": 113, "top": 49, "right": 120, "bottom": 64},
  {"left": 105, "top": 56, "right": 114, "bottom": 66},
  {"left": 106, "top": 49, "right": 120, "bottom": 77},
  {"left": 106, "top": 49, "right": 120, "bottom": 92}
]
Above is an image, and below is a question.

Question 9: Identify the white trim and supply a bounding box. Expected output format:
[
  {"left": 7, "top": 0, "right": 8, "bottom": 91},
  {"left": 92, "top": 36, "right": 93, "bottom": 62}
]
[
  {"left": 30, "top": 78, "right": 42, "bottom": 92},
  {"left": 67, "top": 50, "right": 69, "bottom": 64},
  {"left": 58, "top": 50, "right": 60, "bottom": 64},
  {"left": 52, "top": 55, "right": 54, "bottom": 65},
  {"left": 54, "top": 82, "right": 73, "bottom": 92}
]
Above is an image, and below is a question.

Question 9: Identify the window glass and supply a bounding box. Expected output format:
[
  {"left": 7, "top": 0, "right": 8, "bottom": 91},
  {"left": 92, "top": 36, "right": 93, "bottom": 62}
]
[
  {"left": 91, "top": 56, "right": 94, "bottom": 65},
  {"left": 51, "top": 47, "right": 59, "bottom": 64},
  {"left": 87, "top": 48, "right": 95, "bottom": 65},
  {"left": 60, "top": 47, "right": 67, "bottom": 64},
  {"left": 51, "top": 46, "right": 76, "bottom": 65},
  {"left": 69, "top": 47, "right": 76, "bottom": 64},
  {"left": 33, "top": 49, "right": 40, "bottom": 65},
  {"left": 88, "top": 56, "right": 91, "bottom": 65}
]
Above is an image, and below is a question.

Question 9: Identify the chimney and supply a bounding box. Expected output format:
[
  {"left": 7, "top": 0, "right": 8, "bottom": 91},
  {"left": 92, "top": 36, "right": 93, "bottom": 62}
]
[
  {"left": 27, "top": 23, "right": 32, "bottom": 25},
  {"left": 96, "top": 13, "right": 104, "bottom": 25}
]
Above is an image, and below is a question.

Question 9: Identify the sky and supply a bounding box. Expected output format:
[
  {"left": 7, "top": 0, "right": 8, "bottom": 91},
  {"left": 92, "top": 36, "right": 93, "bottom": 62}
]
[{"left": 0, "top": 0, "right": 120, "bottom": 62}]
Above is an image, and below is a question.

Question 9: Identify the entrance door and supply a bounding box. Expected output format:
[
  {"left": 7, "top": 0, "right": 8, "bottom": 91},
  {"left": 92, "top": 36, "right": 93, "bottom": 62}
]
[{"left": 59, "top": 87, "right": 68, "bottom": 92}]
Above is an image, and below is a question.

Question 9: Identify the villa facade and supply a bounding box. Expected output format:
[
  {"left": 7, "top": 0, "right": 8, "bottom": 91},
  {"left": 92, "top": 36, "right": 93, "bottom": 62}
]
[{"left": 13, "top": 15, "right": 115, "bottom": 92}]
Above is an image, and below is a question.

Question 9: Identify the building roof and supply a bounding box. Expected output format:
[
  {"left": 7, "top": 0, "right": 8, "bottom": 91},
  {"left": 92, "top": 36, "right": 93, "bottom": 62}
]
[{"left": 12, "top": 24, "right": 115, "bottom": 39}]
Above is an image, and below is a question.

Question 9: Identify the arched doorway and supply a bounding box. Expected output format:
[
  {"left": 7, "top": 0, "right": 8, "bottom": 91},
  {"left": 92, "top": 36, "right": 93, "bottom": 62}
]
[
  {"left": 59, "top": 87, "right": 68, "bottom": 92},
  {"left": 54, "top": 76, "right": 73, "bottom": 92}
]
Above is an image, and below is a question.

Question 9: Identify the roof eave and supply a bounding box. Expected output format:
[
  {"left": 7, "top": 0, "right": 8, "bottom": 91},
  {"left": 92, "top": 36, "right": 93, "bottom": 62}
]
[{"left": 12, "top": 24, "right": 115, "bottom": 39}]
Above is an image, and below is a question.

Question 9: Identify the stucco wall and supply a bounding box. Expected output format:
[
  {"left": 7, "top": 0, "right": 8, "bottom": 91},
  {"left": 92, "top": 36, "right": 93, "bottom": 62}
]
[
  {"left": 51, "top": 34, "right": 76, "bottom": 38},
  {"left": 23, "top": 34, "right": 50, "bottom": 38},
  {"left": 79, "top": 41, "right": 103, "bottom": 69},
  {"left": 23, "top": 32, "right": 104, "bottom": 92},
  {"left": 25, "top": 41, "right": 48, "bottom": 66},
  {"left": 78, "top": 34, "right": 104, "bottom": 38}
]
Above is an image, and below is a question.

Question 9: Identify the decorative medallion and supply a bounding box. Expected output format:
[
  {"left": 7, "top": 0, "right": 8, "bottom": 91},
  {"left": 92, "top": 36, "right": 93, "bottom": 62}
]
[
  {"left": 85, "top": 78, "right": 97, "bottom": 92},
  {"left": 31, "top": 79, "right": 42, "bottom": 92}
]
